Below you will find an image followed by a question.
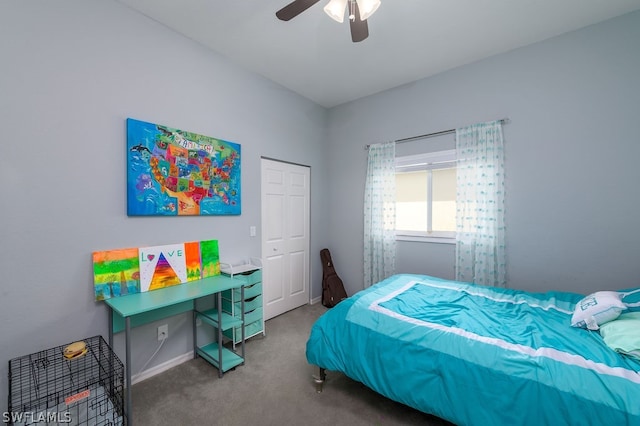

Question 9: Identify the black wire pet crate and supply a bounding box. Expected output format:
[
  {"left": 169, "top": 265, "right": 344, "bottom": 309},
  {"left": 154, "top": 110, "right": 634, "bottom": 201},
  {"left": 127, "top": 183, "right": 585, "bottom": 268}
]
[{"left": 8, "top": 335, "right": 125, "bottom": 426}]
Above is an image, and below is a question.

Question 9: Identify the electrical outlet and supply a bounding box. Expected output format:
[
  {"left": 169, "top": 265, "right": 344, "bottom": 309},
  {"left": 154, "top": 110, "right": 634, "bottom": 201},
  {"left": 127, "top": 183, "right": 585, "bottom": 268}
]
[{"left": 157, "top": 324, "right": 168, "bottom": 341}]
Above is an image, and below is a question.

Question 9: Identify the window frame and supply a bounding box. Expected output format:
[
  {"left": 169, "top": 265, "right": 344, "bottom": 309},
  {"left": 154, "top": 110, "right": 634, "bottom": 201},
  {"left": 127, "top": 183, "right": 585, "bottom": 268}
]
[{"left": 395, "top": 149, "right": 456, "bottom": 244}]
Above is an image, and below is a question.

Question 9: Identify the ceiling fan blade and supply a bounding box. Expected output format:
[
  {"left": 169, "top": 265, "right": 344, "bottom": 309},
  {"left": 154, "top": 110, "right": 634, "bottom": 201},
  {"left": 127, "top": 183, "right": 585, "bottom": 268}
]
[
  {"left": 350, "top": 2, "right": 369, "bottom": 42},
  {"left": 276, "top": 0, "right": 322, "bottom": 21}
]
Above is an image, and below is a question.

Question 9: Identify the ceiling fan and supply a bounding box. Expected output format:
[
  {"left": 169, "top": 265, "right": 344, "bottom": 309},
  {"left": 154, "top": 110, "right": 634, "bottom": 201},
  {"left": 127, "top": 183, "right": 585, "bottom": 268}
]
[{"left": 276, "top": 0, "right": 381, "bottom": 43}]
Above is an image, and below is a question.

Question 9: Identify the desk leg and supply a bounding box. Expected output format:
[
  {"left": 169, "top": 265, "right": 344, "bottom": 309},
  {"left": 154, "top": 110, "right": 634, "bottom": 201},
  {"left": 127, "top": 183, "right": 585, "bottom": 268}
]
[
  {"left": 108, "top": 308, "right": 113, "bottom": 349},
  {"left": 108, "top": 309, "right": 116, "bottom": 422},
  {"left": 125, "top": 316, "right": 133, "bottom": 426},
  {"left": 192, "top": 309, "right": 197, "bottom": 359},
  {"left": 217, "top": 292, "right": 223, "bottom": 378}
]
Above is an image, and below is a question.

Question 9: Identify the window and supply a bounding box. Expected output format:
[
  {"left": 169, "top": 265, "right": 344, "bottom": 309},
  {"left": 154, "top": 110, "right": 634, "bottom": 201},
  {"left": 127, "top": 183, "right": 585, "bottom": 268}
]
[{"left": 395, "top": 150, "right": 456, "bottom": 241}]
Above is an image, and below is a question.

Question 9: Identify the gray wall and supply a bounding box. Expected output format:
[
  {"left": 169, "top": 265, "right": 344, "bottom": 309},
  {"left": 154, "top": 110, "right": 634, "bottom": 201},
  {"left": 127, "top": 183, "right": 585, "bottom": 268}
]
[
  {"left": 0, "top": 0, "right": 329, "bottom": 407},
  {"left": 326, "top": 10, "right": 640, "bottom": 297},
  {"left": 2, "top": 0, "right": 640, "bottom": 412}
]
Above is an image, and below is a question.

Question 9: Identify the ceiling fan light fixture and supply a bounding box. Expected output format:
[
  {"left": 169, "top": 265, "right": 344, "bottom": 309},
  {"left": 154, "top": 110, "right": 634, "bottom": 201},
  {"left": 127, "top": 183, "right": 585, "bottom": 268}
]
[
  {"left": 324, "top": 0, "right": 348, "bottom": 23},
  {"left": 355, "top": 0, "right": 380, "bottom": 20}
]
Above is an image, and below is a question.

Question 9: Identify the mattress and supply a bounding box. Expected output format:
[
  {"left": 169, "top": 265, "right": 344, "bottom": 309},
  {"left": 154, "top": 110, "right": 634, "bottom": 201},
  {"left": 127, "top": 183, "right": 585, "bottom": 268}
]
[{"left": 306, "top": 274, "right": 640, "bottom": 426}]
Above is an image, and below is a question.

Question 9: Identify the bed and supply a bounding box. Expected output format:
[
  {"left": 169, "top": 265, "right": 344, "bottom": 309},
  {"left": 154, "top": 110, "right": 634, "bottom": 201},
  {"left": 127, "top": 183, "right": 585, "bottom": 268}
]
[{"left": 306, "top": 274, "right": 640, "bottom": 426}]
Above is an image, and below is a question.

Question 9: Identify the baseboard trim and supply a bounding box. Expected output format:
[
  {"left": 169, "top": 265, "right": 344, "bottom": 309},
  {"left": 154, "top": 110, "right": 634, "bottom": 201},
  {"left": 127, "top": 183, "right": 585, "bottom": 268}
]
[
  {"left": 132, "top": 352, "right": 193, "bottom": 385},
  {"left": 131, "top": 298, "right": 322, "bottom": 384}
]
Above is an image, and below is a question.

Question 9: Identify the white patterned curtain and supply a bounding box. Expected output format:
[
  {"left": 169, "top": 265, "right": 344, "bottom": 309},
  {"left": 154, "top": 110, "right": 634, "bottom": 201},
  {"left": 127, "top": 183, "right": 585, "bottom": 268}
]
[
  {"left": 455, "top": 121, "right": 506, "bottom": 287},
  {"left": 364, "top": 142, "right": 396, "bottom": 287}
]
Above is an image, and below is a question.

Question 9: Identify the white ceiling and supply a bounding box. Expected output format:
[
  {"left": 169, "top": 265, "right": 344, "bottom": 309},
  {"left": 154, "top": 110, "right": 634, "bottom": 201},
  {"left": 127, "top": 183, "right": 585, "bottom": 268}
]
[{"left": 117, "top": 0, "right": 640, "bottom": 108}]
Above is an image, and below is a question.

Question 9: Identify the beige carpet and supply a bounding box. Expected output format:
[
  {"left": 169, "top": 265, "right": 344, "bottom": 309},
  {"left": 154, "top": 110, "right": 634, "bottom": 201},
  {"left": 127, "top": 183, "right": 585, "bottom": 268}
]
[{"left": 131, "top": 302, "right": 453, "bottom": 426}]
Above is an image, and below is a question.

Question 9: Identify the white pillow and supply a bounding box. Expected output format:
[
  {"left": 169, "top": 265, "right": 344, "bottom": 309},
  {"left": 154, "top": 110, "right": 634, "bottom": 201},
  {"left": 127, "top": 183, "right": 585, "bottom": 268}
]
[{"left": 571, "top": 291, "right": 627, "bottom": 330}]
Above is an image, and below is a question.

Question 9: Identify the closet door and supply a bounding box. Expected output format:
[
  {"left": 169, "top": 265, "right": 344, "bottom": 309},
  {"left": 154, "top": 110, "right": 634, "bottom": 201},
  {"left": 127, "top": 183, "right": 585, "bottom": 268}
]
[{"left": 261, "top": 158, "right": 310, "bottom": 320}]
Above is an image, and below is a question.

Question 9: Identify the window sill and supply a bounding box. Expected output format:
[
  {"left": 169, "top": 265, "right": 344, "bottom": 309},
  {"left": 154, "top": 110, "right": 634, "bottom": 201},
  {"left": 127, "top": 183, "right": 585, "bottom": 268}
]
[{"left": 396, "top": 235, "right": 455, "bottom": 244}]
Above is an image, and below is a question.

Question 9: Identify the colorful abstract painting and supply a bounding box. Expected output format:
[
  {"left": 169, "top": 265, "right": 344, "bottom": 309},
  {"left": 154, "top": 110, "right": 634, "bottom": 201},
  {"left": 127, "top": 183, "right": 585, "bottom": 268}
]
[
  {"left": 200, "top": 239, "right": 221, "bottom": 278},
  {"left": 184, "top": 241, "right": 202, "bottom": 281},
  {"left": 139, "top": 243, "right": 188, "bottom": 292},
  {"left": 93, "top": 239, "right": 221, "bottom": 300},
  {"left": 92, "top": 248, "right": 140, "bottom": 301},
  {"left": 127, "top": 118, "right": 241, "bottom": 216}
]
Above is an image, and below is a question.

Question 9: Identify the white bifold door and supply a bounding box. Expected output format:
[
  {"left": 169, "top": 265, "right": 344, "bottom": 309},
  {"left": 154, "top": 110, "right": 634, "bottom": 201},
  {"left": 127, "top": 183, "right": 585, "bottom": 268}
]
[{"left": 261, "top": 158, "right": 310, "bottom": 320}]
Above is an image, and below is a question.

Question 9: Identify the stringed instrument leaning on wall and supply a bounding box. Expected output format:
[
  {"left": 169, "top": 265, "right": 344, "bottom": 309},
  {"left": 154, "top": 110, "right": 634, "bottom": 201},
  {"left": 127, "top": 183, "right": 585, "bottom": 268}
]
[{"left": 320, "top": 248, "right": 348, "bottom": 308}]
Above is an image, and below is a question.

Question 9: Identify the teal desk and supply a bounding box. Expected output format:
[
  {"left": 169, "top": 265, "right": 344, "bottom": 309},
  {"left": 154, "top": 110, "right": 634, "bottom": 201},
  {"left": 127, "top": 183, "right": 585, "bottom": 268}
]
[{"left": 105, "top": 275, "right": 245, "bottom": 425}]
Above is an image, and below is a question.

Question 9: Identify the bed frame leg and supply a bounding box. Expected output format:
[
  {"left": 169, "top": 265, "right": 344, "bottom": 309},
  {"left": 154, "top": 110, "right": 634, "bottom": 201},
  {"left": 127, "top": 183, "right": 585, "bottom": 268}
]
[{"left": 313, "top": 367, "right": 326, "bottom": 393}]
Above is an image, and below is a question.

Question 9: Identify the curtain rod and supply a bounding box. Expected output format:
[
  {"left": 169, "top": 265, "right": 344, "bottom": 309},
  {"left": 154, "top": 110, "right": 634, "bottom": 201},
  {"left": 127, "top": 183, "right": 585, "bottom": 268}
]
[{"left": 364, "top": 117, "right": 510, "bottom": 150}]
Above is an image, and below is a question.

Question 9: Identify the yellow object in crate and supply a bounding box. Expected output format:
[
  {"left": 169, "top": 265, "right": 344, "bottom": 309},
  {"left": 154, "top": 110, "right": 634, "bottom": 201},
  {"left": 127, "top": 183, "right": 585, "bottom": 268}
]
[{"left": 63, "top": 340, "right": 88, "bottom": 359}]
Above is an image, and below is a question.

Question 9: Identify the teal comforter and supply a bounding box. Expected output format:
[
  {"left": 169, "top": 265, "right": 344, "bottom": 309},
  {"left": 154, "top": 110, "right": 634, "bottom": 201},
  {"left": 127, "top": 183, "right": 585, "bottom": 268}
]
[{"left": 306, "top": 274, "right": 640, "bottom": 426}]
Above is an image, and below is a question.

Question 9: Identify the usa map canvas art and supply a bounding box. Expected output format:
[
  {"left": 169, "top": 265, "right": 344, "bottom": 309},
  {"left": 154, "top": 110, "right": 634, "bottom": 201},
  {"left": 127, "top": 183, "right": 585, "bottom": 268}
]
[{"left": 127, "top": 118, "right": 241, "bottom": 216}]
